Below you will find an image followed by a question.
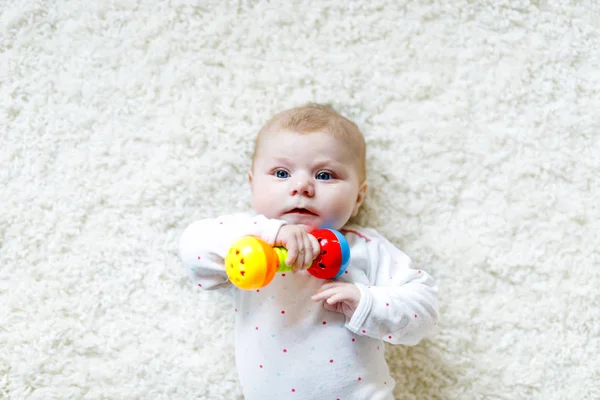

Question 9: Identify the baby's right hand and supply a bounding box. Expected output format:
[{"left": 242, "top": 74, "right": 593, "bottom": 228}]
[{"left": 274, "top": 225, "right": 321, "bottom": 271}]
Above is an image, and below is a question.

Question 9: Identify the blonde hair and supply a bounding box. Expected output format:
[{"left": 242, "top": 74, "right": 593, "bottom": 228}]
[{"left": 253, "top": 104, "right": 367, "bottom": 181}]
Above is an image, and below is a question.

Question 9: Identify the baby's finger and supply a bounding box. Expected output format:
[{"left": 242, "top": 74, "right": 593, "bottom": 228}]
[
  {"left": 293, "top": 247, "right": 305, "bottom": 271},
  {"left": 309, "top": 234, "right": 320, "bottom": 260},
  {"left": 293, "top": 232, "right": 306, "bottom": 271},
  {"left": 293, "top": 232, "right": 309, "bottom": 271},
  {"left": 326, "top": 292, "right": 348, "bottom": 305},
  {"left": 322, "top": 300, "right": 338, "bottom": 313},
  {"left": 302, "top": 233, "right": 314, "bottom": 269},
  {"left": 311, "top": 287, "right": 339, "bottom": 301},
  {"left": 286, "top": 238, "right": 299, "bottom": 267}
]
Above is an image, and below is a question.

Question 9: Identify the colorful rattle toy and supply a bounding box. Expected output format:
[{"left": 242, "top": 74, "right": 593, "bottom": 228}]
[{"left": 225, "top": 229, "right": 350, "bottom": 290}]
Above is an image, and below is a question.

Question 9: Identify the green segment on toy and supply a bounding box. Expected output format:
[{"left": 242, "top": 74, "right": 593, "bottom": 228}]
[
  {"left": 274, "top": 246, "right": 293, "bottom": 273},
  {"left": 225, "top": 228, "right": 351, "bottom": 290}
]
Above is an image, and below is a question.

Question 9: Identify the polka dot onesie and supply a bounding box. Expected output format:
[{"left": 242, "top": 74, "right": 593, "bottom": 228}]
[{"left": 179, "top": 212, "right": 439, "bottom": 400}]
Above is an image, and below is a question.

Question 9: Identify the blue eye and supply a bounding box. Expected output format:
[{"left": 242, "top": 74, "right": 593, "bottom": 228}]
[
  {"left": 275, "top": 170, "right": 289, "bottom": 179},
  {"left": 316, "top": 171, "right": 332, "bottom": 180}
]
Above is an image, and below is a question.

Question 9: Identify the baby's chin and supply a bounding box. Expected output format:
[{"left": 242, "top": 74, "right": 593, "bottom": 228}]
[
  {"left": 278, "top": 214, "right": 349, "bottom": 231},
  {"left": 278, "top": 213, "right": 323, "bottom": 229}
]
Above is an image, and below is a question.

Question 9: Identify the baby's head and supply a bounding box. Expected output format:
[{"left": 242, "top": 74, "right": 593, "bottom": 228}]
[{"left": 249, "top": 104, "right": 368, "bottom": 230}]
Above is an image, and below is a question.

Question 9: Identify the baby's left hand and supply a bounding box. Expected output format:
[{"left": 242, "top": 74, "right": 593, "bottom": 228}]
[{"left": 311, "top": 281, "right": 361, "bottom": 319}]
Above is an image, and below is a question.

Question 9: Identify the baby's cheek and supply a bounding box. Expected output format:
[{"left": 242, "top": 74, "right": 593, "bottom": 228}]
[
  {"left": 328, "top": 200, "right": 355, "bottom": 228},
  {"left": 252, "top": 194, "right": 278, "bottom": 217}
]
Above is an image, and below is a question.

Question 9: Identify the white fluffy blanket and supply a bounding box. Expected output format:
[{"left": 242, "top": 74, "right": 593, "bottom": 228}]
[{"left": 1, "top": 1, "right": 598, "bottom": 399}]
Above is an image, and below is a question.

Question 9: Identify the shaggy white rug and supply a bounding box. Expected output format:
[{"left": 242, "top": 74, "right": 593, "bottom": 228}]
[{"left": 1, "top": 1, "right": 599, "bottom": 399}]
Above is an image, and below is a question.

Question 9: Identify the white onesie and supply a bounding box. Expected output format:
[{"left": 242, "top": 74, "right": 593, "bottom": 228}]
[{"left": 179, "top": 212, "right": 439, "bottom": 400}]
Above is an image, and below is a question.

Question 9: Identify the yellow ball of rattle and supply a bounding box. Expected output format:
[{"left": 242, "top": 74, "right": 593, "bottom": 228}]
[{"left": 225, "top": 237, "right": 279, "bottom": 290}]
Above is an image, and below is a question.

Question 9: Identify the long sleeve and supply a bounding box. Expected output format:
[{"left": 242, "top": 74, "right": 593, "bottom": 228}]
[
  {"left": 345, "top": 228, "right": 439, "bottom": 345},
  {"left": 178, "top": 212, "right": 287, "bottom": 291}
]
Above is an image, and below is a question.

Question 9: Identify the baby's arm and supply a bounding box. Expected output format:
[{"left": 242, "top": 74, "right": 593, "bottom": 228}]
[
  {"left": 345, "top": 229, "right": 439, "bottom": 345},
  {"left": 179, "top": 213, "right": 287, "bottom": 290}
]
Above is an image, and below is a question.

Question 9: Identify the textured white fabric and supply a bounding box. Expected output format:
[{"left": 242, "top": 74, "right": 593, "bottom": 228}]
[
  {"left": 1, "top": 1, "right": 599, "bottom": 399},
  {"left": 178, "top": 212, "right": 437, "bottom": 399}
]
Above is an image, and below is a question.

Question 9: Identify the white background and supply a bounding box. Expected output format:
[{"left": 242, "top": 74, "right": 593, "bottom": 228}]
[{"left": 1, "top": 1, "right": 598, "bottom": 399}]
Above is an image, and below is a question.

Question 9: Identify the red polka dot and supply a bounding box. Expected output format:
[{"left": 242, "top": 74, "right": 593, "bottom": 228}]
[
  {"left": 362, "top": 330, "right": 366, "bottom": 333},
  {"left": 283, "top": 349, "right": 287, "bottom": 353},
  {"left": 291, "top": 388, "right": 295, "bottom": 392},
  {"left": 384, "top": 381, "right": 387, "bottom": 385},
  {"left": 388, "top": 335, "right": 392, "bottom": 339},
  {"left": 330, "top": 359, "right": 334, "bottom": 363},
  {"left": 322, "top": 321, "right": 327, "bottom": 325},
  {"left": 255, "top": 327, "right": 259, "bottom": 330},
  {"left": 197, "top": 256, "right": 201, "bottom": 260},
  {"left": 418, "top": 270, "right": 422, "bottom": 274},
  {"left": 344, "top": 271, "right": 348, "bottom": 274},
  {"left": 219, "top": 221, "right": 223, "bottom": 224},
  {"left": 253, "top": 221, "right": 257, "bottom": 224},
  {"left": 386, "top": 303, "right": 389, "bottom": 306},
  {"left": 358, "top": 377, "right": 362, "bottom": 381},
  {"left": 414, "top": 314, "right": 418, "bottom": 318},
  {"left": 282, "top": 273, "right": 286, "bottom": 277},
  {"left": 377, "top": 346, "right": 380, "bottom": 350},
  {"left": 281, "top": 310, "right": 286, "bottom": 314},
  {"left": 352, "top": 338, "right": 355, "bottom": 342},
  {"left": 198, "top": 284, "right": 202, "bottom": 287},
  {"left": 256, "top": 289, "right": 260, "bottom": 292},
  {"left": 259, "top": 365, "right": 263, "bottom": 368},
  {"left": 234, "top": 308, "right": 237, "bottom": 312}
]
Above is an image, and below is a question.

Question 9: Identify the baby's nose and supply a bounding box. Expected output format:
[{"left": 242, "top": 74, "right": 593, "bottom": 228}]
[{"left": 291, "top": 176, "right": 315, "bottom": 197}]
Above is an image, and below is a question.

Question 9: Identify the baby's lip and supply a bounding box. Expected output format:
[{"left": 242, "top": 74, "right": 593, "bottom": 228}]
[{"left": 285, "top": 207, "right": 319, "bottom": 216}]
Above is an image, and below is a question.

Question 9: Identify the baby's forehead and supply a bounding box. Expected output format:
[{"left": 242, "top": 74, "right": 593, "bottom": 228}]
[
  {"left": 253, "top": 131, "right": 365, "bottom": 177},
  {"left": 256, "top": 130, "right": 356, "bottom": 157},
  {"left": 259, "top": 128, "right": 358, "bottom": 149}
]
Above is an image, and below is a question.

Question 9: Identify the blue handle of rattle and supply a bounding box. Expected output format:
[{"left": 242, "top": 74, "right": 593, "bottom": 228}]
[{"left": 330, "top": 229, "right": 350, "bottom": 278}]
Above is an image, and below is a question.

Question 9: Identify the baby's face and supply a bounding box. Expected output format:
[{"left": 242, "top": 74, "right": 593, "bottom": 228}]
[{"left": 249, "top": 130, "right": 367, "bottom": 230}]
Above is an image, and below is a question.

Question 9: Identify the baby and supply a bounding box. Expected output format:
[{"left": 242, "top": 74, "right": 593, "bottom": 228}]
[{"left": 179, "top": 104, "right": 439, "bottom": 400}]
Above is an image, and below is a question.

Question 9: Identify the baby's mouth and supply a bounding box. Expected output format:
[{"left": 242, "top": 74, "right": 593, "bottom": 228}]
[{"left": 286, "top": 208, "right": 318, "bottom": 216}]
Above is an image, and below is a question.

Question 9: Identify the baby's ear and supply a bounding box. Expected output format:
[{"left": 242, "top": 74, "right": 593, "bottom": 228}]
[{"left": 352, "top": 181, "right": 368, "bottom": 216}]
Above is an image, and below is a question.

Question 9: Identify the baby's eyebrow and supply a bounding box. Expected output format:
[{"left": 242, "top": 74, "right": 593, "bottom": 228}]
[
  {"left": 273, "top": 157, "right": 292, "bottom": 165},
  {"left": 313, "top": 159, "right": 344, "bottom": 170},
  {"left": 266, "top": 157, "right": 346, "bottom": 172}
]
